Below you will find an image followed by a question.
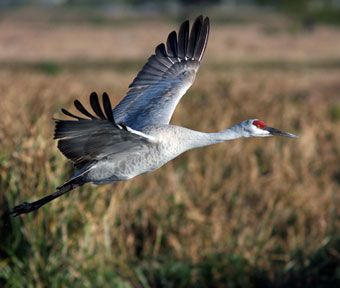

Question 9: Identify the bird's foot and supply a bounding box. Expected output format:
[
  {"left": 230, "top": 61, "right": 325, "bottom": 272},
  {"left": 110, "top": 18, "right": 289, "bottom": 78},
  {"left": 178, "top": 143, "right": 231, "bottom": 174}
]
[{"left": 8, "top": 201, "right": 41, "bottom": 216}]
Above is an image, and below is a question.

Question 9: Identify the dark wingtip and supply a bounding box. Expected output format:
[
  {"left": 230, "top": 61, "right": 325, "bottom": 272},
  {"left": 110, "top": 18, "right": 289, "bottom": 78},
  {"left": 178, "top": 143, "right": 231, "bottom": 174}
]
[
  {"left": 194, "top": 16, "right": 210, "bottom": 61},
  {"left": 74, "top": 99, "right": 96, "bottom": 119},
  {"left": 178, "top": 20, "right": 189, "bottom": 58},
  {"left": 155, "top": 43, "right": 167, "bottom": 57},
  {"left": 59, "top": 92, "right": 116, "bottom": 122},
  {"left": 125, "top": 15, "right": 210, "bottom": 91},
  {"left": 187, "top": 15, "right": 204, "bottom": 59},
  {"left": 61, "top": 108, "right": 83, "bottom": 120},
  {"left": 196, "top": 15, "right": 203, "bottom": 21},
  {"left": 90, "top": 92, "right": 106, "bottom": 119},
  {"left": 166, "top": 31, "right": 178, "bottom": 58},
  {"left": 102, "top": 92, "right": 115, "bottom": 122},
  {"left": 180, "top": 20, "right": 190, "bottom": 28}
]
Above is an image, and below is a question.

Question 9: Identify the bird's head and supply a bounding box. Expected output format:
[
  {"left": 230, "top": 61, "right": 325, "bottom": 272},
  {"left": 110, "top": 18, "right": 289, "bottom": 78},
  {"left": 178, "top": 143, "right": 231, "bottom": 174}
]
[{"left": 240, "top": 119, "right": 298, "bottom": 138}]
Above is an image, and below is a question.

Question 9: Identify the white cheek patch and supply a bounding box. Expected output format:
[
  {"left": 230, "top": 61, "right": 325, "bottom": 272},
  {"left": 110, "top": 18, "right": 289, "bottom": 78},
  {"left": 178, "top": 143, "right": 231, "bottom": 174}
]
[
  {"left": 252, "top": 126, "right": 271, "bottom": 137},
  {"left": 259, "top": 129, "right": 271, "bottom": 137}
]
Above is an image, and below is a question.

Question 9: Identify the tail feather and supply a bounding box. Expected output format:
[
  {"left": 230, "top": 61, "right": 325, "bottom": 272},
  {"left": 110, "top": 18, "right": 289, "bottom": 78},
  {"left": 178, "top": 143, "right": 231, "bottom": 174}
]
[{"left": 9, "top": 179, "right": 83, "bottom": 216}]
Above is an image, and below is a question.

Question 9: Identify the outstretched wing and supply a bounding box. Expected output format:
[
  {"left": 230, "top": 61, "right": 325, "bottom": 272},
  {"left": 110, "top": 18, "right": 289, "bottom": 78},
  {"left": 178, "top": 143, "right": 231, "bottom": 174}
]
[
  {"left": 113, "top": 15, "right": 210, "bottom": 130},
  {"left": 54, "top": 92, "right": 155, "bottom": 170}
]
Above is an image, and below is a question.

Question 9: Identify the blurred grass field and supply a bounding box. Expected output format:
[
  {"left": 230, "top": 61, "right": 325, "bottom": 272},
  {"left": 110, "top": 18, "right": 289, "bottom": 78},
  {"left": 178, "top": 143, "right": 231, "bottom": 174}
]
[{"left": 0, "top": 7, "right": 340, "bottom": 288}]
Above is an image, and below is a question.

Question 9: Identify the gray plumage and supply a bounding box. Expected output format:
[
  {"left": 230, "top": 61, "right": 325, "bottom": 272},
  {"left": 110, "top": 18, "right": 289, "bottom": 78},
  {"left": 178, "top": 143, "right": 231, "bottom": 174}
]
[
  {"left": 113, "top": 16, "right": 209, "bottom": 130},
  {"left": 9, "top": 15, "right": 297, "bottom": 216}
]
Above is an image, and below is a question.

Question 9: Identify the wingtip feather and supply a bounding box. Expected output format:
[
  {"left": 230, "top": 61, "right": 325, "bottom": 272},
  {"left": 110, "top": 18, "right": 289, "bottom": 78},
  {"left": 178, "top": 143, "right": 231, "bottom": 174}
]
[
  {"left": 90, "top": 92, "right": 106, "bottom": 119},
  {"left": 178, "top": 20, "right": 189, "bottom": 58},
  {"left": 102, "top": 92, "right": 115, "bottom": 123},
  {"left": 166, "top": 31, "right": 178, "bottom": 58},
  {"left": 74, "top": 99, "right": 96, "bottom": 119}
]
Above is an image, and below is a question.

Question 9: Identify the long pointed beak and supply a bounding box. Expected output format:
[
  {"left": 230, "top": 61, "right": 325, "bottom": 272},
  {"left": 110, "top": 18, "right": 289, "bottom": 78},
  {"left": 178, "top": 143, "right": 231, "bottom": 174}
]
[{"left": 266, "top": 126, "right": 298, "bottom": 138}]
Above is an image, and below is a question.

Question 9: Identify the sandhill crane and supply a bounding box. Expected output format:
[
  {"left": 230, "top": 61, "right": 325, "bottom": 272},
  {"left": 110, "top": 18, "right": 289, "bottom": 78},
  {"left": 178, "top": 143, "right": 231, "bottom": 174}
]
[{"left": 10, "top": 15, "right": 297, "bottom": 216}]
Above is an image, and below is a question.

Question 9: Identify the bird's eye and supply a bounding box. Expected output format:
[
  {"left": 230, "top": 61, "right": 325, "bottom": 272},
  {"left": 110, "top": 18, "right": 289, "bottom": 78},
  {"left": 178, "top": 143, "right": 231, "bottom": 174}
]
[{"left": 253, "top": 120, "right": 266, "bottom": 130}]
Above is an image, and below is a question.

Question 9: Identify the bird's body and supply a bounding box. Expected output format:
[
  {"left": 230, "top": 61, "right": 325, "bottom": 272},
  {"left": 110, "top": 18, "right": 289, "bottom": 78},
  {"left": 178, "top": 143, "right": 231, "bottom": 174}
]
[
  {"left": 83, "top": 125, "right": 182, "bottom": 184},
  {"left": 10, "top": 16, "right": 297, "bottom": 216},
  {"left": 81, "top": 124, "right": 237, "bottom": 185}
]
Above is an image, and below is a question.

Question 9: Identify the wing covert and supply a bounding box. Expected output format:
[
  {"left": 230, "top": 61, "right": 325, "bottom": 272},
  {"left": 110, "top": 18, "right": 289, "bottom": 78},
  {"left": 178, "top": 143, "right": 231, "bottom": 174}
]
[
  {"left": 113, "top": 15, "right": 210, "bottom": 130},
  {"left": 54, "top": 92, "right": 154, "bottom": 170}
]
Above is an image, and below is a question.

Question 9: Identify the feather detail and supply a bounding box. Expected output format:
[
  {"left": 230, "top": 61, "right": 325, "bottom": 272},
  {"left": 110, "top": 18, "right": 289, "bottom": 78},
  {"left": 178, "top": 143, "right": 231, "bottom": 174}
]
[{"left": 113, "top": 15, "right": 210, "bottom": 130}]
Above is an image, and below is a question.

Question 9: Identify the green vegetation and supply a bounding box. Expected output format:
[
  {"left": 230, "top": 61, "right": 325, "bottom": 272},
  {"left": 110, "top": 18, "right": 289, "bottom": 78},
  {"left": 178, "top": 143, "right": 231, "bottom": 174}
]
[{"left": 34, "top": 62, "right": 62, "bottom": 75}]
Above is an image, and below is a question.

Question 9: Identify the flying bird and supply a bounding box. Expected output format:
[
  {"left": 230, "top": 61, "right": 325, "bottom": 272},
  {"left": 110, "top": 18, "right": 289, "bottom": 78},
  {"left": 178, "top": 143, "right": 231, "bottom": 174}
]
[{"left": 10, "top": 15, "right": 297, "bottom": 216}]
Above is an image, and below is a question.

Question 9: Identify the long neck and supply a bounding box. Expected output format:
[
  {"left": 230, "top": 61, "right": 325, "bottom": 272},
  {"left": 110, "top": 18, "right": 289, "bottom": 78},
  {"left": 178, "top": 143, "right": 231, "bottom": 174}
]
[{"left": 182, "top": 123, "right": 245, "bottom": 150}]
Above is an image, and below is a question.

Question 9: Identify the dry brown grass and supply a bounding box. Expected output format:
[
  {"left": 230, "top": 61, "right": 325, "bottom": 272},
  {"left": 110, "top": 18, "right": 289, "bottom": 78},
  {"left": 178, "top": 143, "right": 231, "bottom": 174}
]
[{"left": 0, "top": 8, "right": 339, "bottom": 287}]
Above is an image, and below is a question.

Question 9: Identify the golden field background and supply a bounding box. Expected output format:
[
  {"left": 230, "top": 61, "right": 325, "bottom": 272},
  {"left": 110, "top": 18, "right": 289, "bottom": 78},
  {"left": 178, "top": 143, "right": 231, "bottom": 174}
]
[{"left": 0, "top": 7, "right": 339, "bottom": 287}]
